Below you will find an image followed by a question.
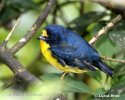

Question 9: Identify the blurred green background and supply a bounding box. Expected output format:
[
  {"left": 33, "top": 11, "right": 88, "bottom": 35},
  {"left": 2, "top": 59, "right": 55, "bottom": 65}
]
[{"left": 0, "top": 0, "right": 125, "bottom": 100}]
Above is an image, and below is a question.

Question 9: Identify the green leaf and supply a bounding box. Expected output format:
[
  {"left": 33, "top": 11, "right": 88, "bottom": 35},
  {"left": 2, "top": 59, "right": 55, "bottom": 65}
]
[
  {"left": 91, "top": 21, "right": 125, "bottom": 77},
  {"left": 90, "top": 21, "right": 106, "bottom": 36},
  {"left": 90, "top": 22, "right": 122, "bottom": 62},
  {"left": 106, "top": 76, "right": 125, "bottom": 99},
  {"left": 109, "top": 26, "right": 125, "bottom": 76},
  {"left": 40, "top": 73, "right": 93, "bottom": 94},
  {"left": 95, "top": 87, "right": 106, "bottom": 95},
  {"left": 109, "top": 30, "right": 125, "bottom": 49},
  {"left": 95, "top": 34, "right": 120, "bottom": 57},
  {"left": 64, "top": 77, "right": 93, "bottom": 93},
  {"left": 6, "top": 0, "right": 38, "bottom": 10},
  {"left": 111, "top": 94, "right": 125, "bottom": 100},
  {"left": 112, "top": 75, "right": 125, "bottom": 88},
  {"left": 0, "top": 8, "right": 17, "bottom": 24},
  {"left": 0, "top": 0, "right": 39, "bottom": 29},
  {"left": 28, "top": 74, "right": 93, "bottom": 100},
  {"left": 109, "top": 19, "right": 125, "bottom": 49},
  {"left": 114, "top": 64, "right": 125, "bottom": 77},
  {"left": 87, "top": 71, "right": 102, "bottom": 84},
  {"left": 91, "top": 22, "right": 120, "bottom": 57},
  {"left": 69, "top": 11, "right": 106, "bottom": 34}
]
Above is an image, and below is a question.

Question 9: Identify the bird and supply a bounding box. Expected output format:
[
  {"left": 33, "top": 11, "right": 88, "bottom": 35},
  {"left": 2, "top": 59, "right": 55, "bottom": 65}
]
[{"left": 37, "top": 24, "right": 114, "bottom": 79}]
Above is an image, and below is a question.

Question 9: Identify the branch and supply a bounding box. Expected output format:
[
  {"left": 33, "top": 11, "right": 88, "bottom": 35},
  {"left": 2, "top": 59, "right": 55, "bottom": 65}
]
[
  {"left": 89, "top": 15, "right": 125, "bottom": 65},
  {"left": 10, "top": 0, "right": 56, "bottom": 54},
  {"left": 2, "top": 18, "right": 20, "bottom": 48},
  {"left": 101, "top": 56, "right": 125, "bottom": 64},
  {"left": 0, "top": 0, "right": 56, "bottom": 86},
  {"left": 0, "top": 46, "right": 41, "bottom": 85},
  {"left": 91, "top": 0, "right": 125, "bottom": 15},
  {"left": 89, "top": 15, "right": 122, "bottom": 45}
]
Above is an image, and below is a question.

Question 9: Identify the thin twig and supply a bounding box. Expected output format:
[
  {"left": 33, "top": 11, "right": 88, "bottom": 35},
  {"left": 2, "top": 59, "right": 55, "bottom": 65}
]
[
  {"left": 101, "top": 56, "right": 125, "bottom": 64},
  {"left": 89, "top": 15, "right": 125, "bottom": 64},
  {"left": 2, "top": 18, "right": 20, "bottom": 47},
  {"left": 10, "top": 0, "right": 56, "bottom": 54},
  {"left": 89, "top": 15, "right": 122, "bottom": 45}
]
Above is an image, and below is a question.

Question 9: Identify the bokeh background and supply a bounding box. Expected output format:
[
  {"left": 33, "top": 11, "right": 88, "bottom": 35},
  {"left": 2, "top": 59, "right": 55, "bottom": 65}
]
[{"left": 0, "top": 0, "right": 125, "bottom": 100}]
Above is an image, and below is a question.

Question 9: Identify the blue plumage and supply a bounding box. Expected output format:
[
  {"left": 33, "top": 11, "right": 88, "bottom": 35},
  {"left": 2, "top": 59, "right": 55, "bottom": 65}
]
[{"left": 43, "top": 24, "right": 114, "bottom": 76}]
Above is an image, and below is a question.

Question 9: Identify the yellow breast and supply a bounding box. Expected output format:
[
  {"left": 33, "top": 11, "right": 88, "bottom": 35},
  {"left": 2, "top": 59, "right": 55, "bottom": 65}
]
[{"left": 40, "top": 30, "right": 87, "bottom": 73}]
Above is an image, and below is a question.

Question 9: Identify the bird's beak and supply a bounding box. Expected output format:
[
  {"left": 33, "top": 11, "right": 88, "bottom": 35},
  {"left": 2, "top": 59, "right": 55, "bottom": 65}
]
[
  {"left": 37, "top": 36, "right": 46, "bottom": 40},
  {"left": 37, "top": 29, "right": 48, "bottom": 41}
]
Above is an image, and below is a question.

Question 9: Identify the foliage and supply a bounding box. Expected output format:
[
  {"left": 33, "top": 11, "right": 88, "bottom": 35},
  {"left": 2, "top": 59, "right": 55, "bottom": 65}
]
[
  {"left": 0, "top": 0, "right": 125, "bottom": 100},
  {"left": 0, "top": 0, "right": 39, "bottom": 29}
]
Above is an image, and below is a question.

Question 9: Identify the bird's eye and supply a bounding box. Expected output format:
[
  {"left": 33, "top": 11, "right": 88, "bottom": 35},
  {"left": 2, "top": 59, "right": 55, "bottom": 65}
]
[{"left": 42, "top": 29, "right": 48, "bottom": 37}]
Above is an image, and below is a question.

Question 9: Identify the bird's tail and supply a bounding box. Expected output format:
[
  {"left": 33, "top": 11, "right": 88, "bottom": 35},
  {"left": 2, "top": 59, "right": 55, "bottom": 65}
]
[{"left": 94, "top": 61, "right": 114, "bottom": 77}]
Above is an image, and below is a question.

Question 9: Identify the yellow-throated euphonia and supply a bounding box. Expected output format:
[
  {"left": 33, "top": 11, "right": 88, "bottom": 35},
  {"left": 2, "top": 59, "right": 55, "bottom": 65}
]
[{"left": 37, "top": 25, "right": 113, "bottom": 77}]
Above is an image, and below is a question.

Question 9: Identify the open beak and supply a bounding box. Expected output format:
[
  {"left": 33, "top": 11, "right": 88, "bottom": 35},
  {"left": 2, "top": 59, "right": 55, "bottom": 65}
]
[{"left": 37, "top": 36, "right": 46, "bottom": 40}]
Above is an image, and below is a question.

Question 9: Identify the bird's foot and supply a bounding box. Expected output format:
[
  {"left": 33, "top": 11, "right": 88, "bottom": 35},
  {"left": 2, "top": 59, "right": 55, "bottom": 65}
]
[{"left": 60, "top": 72, "right": 68, "bottom": 80}]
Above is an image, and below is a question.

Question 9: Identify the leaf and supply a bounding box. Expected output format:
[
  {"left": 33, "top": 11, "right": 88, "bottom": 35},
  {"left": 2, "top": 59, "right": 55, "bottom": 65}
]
[
  {"left": 111, "top": 94, "right": 125, "bottom": 100},
  {"left": 0, "top": 0, "right": 39, "bottom": 29},
  {"left": 6, "top": 0, "right": 38, "bottom": 10},
  {"left": 94, "top": 87, "right": 106, "bottom": 95},
  {"left": 40, "top": 73, "right": 93, "bottom": 94},
  {"left": 92, "top": 20, "right": 125, "bottom": 77},
  {"left": 64, "top": 77, "right": 93, "bottom": 93},
  {"left": 95, "top": 34, "right": 120, "bottom": 57},
  {"left": 112, "top": 75, "right": 125, "bottom": 88},
  {"left": 109, "top": 20, "right": 125, "bottom": 49},
  {"left": 106, "top": 76, "right": 125, "bottom": 99},
  {"left": 114, "top": 64, "right": 125, "bottom": 77},
  {"left": 109, "top": 30, "right": 125, "bottom": 49},
  {"left": 69, "top": 11, "right": 106, "bottom": 34},
  {"left": 0, "top": 8, "right": 17, "bottom": 24},
  {"left": 28, "top": 74, "right": 93, "bottom": 100},
  {"left": 90, "top": 21, "right": 106, "bottom": 36},
  {"left": 91, "top": 22, "right": 117, "bottom": 55},
  {"left": 90, "top": 22, "right": 122, "bottom": 58},
  {"left": 87, "top": 71, "right": 102, "bottom": 84}
]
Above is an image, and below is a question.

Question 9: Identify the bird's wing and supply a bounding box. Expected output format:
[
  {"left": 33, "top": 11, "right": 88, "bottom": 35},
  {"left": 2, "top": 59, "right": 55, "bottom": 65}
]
[{"left": 50, "top": 45, "right": 96, "bottom": 70}]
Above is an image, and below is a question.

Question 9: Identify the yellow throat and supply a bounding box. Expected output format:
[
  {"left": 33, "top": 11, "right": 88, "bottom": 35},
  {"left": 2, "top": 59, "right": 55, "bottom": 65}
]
[{"left": 40, "top": 29, "right": 87, "bottom": 73}]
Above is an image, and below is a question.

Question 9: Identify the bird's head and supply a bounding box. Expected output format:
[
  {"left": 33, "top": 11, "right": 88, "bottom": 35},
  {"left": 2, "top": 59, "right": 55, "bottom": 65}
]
[{"left": 37, "top": 25, "right": 66, "bottom": 44}]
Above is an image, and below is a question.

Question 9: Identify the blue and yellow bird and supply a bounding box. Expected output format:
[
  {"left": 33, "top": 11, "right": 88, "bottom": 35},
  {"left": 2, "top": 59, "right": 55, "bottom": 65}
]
[{"left": 37, "top": 25, "right": 113, "bottom": 79}]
